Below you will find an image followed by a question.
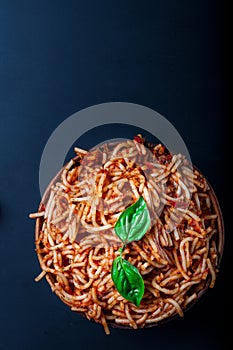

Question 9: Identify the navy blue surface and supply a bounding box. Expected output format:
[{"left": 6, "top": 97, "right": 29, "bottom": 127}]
[{"left": 0, "top": 1, "right": 228, "bottom": 350}]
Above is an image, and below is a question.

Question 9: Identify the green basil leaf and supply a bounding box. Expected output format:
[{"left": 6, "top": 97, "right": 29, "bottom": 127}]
[
  {"left": 111, "top": 256, "right": 144, "bottom": 307},
  {"left": 114, "top": 196, "right": 150, "bottom": 243}
]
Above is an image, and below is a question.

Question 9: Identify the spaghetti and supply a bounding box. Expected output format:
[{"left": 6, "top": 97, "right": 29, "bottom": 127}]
[{"left": 30, "top": 135, "right": 223, "bottom": 334}]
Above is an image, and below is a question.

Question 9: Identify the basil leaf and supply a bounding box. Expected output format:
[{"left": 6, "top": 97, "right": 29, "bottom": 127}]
[
  {"left": 114, "top": 196, "right": 150, "bottom": 243},
  {"left": 111, "top": 256, "right": 144, "bottom": 307}
]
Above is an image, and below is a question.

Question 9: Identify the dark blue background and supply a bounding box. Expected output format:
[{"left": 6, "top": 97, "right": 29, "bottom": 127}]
[{"left": 0, "top": 1, "right": 229, "bottom": 349}]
